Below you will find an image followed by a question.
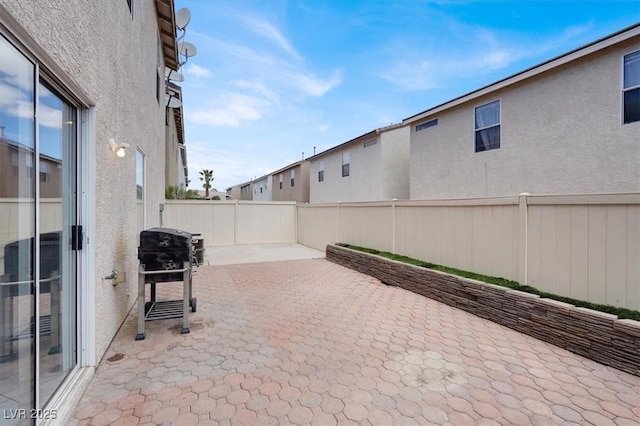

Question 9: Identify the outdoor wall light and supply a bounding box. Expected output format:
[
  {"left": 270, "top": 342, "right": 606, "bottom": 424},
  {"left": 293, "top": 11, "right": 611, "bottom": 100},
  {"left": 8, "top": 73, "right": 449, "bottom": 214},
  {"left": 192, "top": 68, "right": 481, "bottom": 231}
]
[{"left": 109, "top": 138, "right": 130, "bottom": 158}]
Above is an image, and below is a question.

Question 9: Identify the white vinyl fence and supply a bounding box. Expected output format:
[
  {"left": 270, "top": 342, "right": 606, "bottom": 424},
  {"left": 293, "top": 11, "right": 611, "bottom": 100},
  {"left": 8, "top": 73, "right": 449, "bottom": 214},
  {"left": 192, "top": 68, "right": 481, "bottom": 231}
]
[
  {"left": 163, "top": 200, "right": 296, "bottom": 246},
  {"left": 4, "top": 195, "right": 635, "bottom": 307},
  {"left": 297, "top": 194, "right": 640, "bottom": 311}
]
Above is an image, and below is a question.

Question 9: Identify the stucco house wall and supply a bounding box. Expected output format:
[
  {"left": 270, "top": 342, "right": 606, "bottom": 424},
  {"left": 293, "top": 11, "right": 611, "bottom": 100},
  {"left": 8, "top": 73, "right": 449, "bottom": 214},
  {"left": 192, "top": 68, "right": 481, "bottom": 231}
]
[
  {"left": 408, "top": 28, "right": 640, "bottom": 200},
  {"left": 0, "top": 0, "right": 170, "bottom": 367},
  {"left": 227, "top": 185, "right": 242, "bottom": 200},
  {"left": 272, "top": 161, "right": 310, "bottom": 202},
  {"left": 310, "top": 125, "right": 410, "bottom": 203},
  {"left": 240, "top": 182, "right": 253, "bottom": 200},
  {"left": 252, "top": 175, "right": 273, "bottom": 201}
]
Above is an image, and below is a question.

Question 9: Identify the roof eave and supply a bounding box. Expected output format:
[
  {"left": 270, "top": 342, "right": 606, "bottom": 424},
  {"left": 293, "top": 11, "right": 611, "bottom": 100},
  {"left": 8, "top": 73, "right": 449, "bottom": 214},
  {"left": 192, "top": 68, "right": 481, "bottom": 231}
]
[{"left": 155, "top": 0, "right": 179, "bottom": 71}]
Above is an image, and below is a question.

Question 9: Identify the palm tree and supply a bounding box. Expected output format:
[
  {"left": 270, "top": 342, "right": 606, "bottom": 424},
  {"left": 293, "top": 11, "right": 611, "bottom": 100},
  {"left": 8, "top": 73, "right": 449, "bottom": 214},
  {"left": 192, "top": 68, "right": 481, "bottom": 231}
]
[{"left": 199, "top": 169, "right": 214, "bottom": 199}]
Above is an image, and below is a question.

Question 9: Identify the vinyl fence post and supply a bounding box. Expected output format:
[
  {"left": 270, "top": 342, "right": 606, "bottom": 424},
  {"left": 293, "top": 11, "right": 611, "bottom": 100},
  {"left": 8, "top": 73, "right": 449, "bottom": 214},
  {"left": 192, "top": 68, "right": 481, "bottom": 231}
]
[
  {"left": 391, "top": 199, "right": 397, "bottom": 254},
  {"left": 518, "top": 193, "right": 529, "bottom": 286},
  {"left": 336, "top": 201, "right": 341, "bottom": 244},
  {"left": 234, "top": 199, "right": 238, "bottom": 245}
]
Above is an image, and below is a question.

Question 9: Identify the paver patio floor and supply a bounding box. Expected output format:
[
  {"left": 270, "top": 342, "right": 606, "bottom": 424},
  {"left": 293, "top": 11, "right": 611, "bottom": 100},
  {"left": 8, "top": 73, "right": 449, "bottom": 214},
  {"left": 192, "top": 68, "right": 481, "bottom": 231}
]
[{"left": 72, "top": 259, "right": 640, "bottom": 425}]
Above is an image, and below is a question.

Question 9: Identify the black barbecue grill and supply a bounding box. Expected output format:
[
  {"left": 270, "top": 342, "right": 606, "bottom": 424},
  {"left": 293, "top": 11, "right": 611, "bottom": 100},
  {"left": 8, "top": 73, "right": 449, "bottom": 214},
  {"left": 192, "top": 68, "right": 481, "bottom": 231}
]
[{"left": 135, "top": 227, "right": 198, "bottom": 340}]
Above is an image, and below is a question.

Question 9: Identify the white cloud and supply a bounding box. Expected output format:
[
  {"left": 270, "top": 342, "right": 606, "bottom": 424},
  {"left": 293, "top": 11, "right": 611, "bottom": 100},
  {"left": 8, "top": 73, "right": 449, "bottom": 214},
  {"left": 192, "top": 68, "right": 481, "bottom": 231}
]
[
  {"left": 0, "top": 82, "right": 36, "bottom": 122},
  {"left": 379, "top": 33, "right": 527, "bottom": 90},
  {"left": 38, "top": 104, "right": 62, "bottom": 129},
  {"left": 189, "top": 94, "right": 268, "bottom": 127},
  {"left": 232, "top": 79, "right": 280, "bottom": 103},
  {"left": 380, "top": 61, "right": 439, "bottom": 91},
  {"left": 289, "top": 69, "right": 343, "bottom": 96},
  {"left": 376, "top": 17, "right": 594, "bottom": 92},
  {"left": 186, "top": 63, "right": 212, "bottom": 78},
  {"left": 190, "top": 27, "right": 342, "bottom": 99},
  {"left": 242, "top": 16, "right": 301, "bottom": 60}
]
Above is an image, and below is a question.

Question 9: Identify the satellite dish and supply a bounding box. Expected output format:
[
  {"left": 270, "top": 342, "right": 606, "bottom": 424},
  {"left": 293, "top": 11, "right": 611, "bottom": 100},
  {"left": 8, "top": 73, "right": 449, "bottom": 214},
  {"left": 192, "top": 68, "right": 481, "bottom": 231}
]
[
  {"left": 166, "top": 95, "right": 182, "bottom": 109},
  {"left": 165, "top": 67, "right": 185, "bottom": 82},
  {"left": 175, "top": 8, "right": 191, "bottom": 30},
  {"left": 179, "top": 42, "right": 197, "bottom": 58}
]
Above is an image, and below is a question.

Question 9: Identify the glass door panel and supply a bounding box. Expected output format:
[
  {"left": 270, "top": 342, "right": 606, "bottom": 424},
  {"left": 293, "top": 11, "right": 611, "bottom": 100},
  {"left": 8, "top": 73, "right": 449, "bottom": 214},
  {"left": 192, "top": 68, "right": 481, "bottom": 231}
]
[
  {"left": 0, "top": 35, "right": 79, "bottom": 422},
  {"left": 37, "top": 81, "right": 77, "bottom": 404},
  {"left": 0, "top": 35, "right": 36, "bottom": 422}
]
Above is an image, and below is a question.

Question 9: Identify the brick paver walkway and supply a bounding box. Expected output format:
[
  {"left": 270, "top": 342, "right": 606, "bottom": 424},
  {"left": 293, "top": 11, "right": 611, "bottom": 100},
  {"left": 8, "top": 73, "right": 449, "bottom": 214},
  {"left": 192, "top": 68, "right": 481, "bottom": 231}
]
[{"left": 72, "top": 259, "right": 640, "bottom": 425}]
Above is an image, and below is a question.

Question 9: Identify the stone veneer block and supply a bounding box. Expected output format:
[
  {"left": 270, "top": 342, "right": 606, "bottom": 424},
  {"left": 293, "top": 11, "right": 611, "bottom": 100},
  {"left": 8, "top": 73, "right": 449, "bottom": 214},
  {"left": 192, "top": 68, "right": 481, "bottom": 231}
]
[
  {"left": 613, "top": 319, "right": 640, "bottom": 337},
  {"left": 326, "top": 244, "right": 640, "bottom": 377}
]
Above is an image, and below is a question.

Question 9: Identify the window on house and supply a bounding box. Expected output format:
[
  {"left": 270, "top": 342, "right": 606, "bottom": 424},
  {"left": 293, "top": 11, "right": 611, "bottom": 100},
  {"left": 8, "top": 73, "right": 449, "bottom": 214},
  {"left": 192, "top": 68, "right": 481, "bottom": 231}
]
[
  {"left": 318, "top": 159, "right": 324, "bottom": 182},
  {"left": 475, "top": 100, "right": 500, "bottom": 152},
  {"left": 416, "top": 118, "right": 438, "bottom": 131},
  {"left": 290, "top": 169, "right": 295, "bottom": 187},
  {"left": 363, "top": 139, "right": 377, "bottom": 148},
  {"left": 342, "top": 151, "right": 350, "bottom": 177},
  {"left": 26, "top": 154, "right": 33, "bottom": 178},
  {"left": 39, "top": 162, "right": 50, "bottom": 183},
  {"left": 11, "top": 152, "right": 19, "bottom": 177},
  {"left": 279, "top": 174, "right": 283, "bottom": 189},
  {"left": 623, "top": 50, "right": 640, "bottom": 124}
]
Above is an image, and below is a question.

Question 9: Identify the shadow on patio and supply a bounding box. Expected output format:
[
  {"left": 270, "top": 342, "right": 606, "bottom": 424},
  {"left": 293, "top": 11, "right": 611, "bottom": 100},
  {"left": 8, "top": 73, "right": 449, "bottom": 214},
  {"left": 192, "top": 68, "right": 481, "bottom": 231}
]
[{"left": 72, "top": 244, "right": 640, "bottom": 425}]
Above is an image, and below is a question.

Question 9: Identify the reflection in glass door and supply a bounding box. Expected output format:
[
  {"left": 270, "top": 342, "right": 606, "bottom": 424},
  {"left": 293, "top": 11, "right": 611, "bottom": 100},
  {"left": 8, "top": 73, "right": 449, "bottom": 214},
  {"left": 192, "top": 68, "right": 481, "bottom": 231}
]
[
  {"left": 0, "top": 35, "right": 78, "bottom": 423},
  {"left": 0, "top": 33, "right": 37, "bottom": 421},
  {"left": 37, "top": 81, "right": 77, "bottom": 406}
]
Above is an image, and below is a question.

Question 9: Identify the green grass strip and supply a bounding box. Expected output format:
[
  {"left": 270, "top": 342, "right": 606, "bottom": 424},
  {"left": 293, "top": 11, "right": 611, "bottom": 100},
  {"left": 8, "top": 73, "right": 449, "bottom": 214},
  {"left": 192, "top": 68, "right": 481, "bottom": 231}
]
[{"left": 337, "top": 243, "right": 640, "bottom": 321}]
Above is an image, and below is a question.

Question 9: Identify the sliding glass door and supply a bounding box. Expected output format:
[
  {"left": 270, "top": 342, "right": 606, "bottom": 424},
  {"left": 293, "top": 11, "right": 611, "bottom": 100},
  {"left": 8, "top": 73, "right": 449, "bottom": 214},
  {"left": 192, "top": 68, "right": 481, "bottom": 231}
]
[
  {"left": 0, "top": 34, "right": 79, "bottom": 423},
  {"left": 37, "top": 81, "right": 78, "bottom": 408}
]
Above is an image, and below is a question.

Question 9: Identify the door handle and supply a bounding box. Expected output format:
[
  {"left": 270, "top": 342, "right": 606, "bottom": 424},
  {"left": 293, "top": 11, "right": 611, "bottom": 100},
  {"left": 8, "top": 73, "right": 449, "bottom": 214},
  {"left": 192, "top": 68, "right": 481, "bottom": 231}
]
[{"left": 71, "top": 225, "right": 83, "bottom": 250}]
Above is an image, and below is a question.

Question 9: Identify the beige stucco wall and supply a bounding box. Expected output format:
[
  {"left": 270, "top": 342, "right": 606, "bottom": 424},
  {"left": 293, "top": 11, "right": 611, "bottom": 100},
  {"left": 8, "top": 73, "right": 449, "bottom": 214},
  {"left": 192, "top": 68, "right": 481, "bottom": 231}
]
[
  {"left": 381, "top": 126, "right": 411, "bottom": 200},
  {"left": 252, "top": 175, "right": 273, "bottom": 201},
  {"left": 310, "top": 126, "right": 410, "bottom": 203},
  {"left": 1, "top": 0, "right": 168, "bottom": 359},
  {"left": 227, "top": 186, "right": 242, "bottom": 200},
  {"left": 410, "top": 39, "right": 640, "bottom": 200},
  {"left": 272, "top": 161, "right": 310, "bottom": 202}
]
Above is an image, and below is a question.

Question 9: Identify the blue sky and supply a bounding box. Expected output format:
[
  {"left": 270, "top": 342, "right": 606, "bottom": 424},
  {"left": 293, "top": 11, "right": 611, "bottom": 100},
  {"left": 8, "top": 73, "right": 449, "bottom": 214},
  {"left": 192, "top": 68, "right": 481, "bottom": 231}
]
[{"left": 174, "top": 0, "right": 639, "bottom": 191}]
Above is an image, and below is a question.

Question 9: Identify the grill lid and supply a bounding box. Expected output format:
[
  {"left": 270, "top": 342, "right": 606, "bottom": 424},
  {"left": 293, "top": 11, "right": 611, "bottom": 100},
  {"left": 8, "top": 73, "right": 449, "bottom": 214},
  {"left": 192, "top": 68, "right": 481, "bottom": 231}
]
[{"left": 139, "top": 227, "right": 192, "bottom": 253}]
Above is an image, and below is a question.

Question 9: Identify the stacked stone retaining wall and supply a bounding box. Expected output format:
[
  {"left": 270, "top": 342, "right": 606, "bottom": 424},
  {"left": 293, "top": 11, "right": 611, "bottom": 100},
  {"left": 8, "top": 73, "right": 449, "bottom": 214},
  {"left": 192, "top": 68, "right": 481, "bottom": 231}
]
[{"left": 326, "top": 244, "right": 640, "bottom": 376}]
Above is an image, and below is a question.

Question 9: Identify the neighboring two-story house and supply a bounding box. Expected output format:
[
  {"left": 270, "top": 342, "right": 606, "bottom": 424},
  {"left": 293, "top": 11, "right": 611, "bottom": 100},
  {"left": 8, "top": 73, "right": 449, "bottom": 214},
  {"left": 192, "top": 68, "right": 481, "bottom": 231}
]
[
  {"left": 405, "top": 24, "right": 640, "bottom": 200},
  {"left": 271, "top": 160, "right": 310, "bottom": 203},
  {"left": 308, "top": 124, "right": 410, "bottom": 203},
  {"left": 252, "top": 174, "right": 273, "bottom": 201}
]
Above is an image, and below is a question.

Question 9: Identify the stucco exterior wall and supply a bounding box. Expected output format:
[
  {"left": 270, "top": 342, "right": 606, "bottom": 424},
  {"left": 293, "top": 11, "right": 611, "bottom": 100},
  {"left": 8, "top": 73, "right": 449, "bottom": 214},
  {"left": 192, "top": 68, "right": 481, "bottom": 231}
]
[
  {"left": 227, "top": 186, "right": 242, "bottom": 200},
  {"left": 272, "top": 161, "right": 310, "bottom": 202},
  {"left": 1, "top": 0, "right": 168, "bottom": 359},
  {"left": 381, "top": 126, "right": 411, "bottom": 200},
  {"left": 310, "top": 126, "right": 411, "bottom": 203},
  {"left": 410, "top": 39, "right": 640, "bottom": 200},
  {"left": 252, "top": 176, "right": 273, "bottom": 201}
]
